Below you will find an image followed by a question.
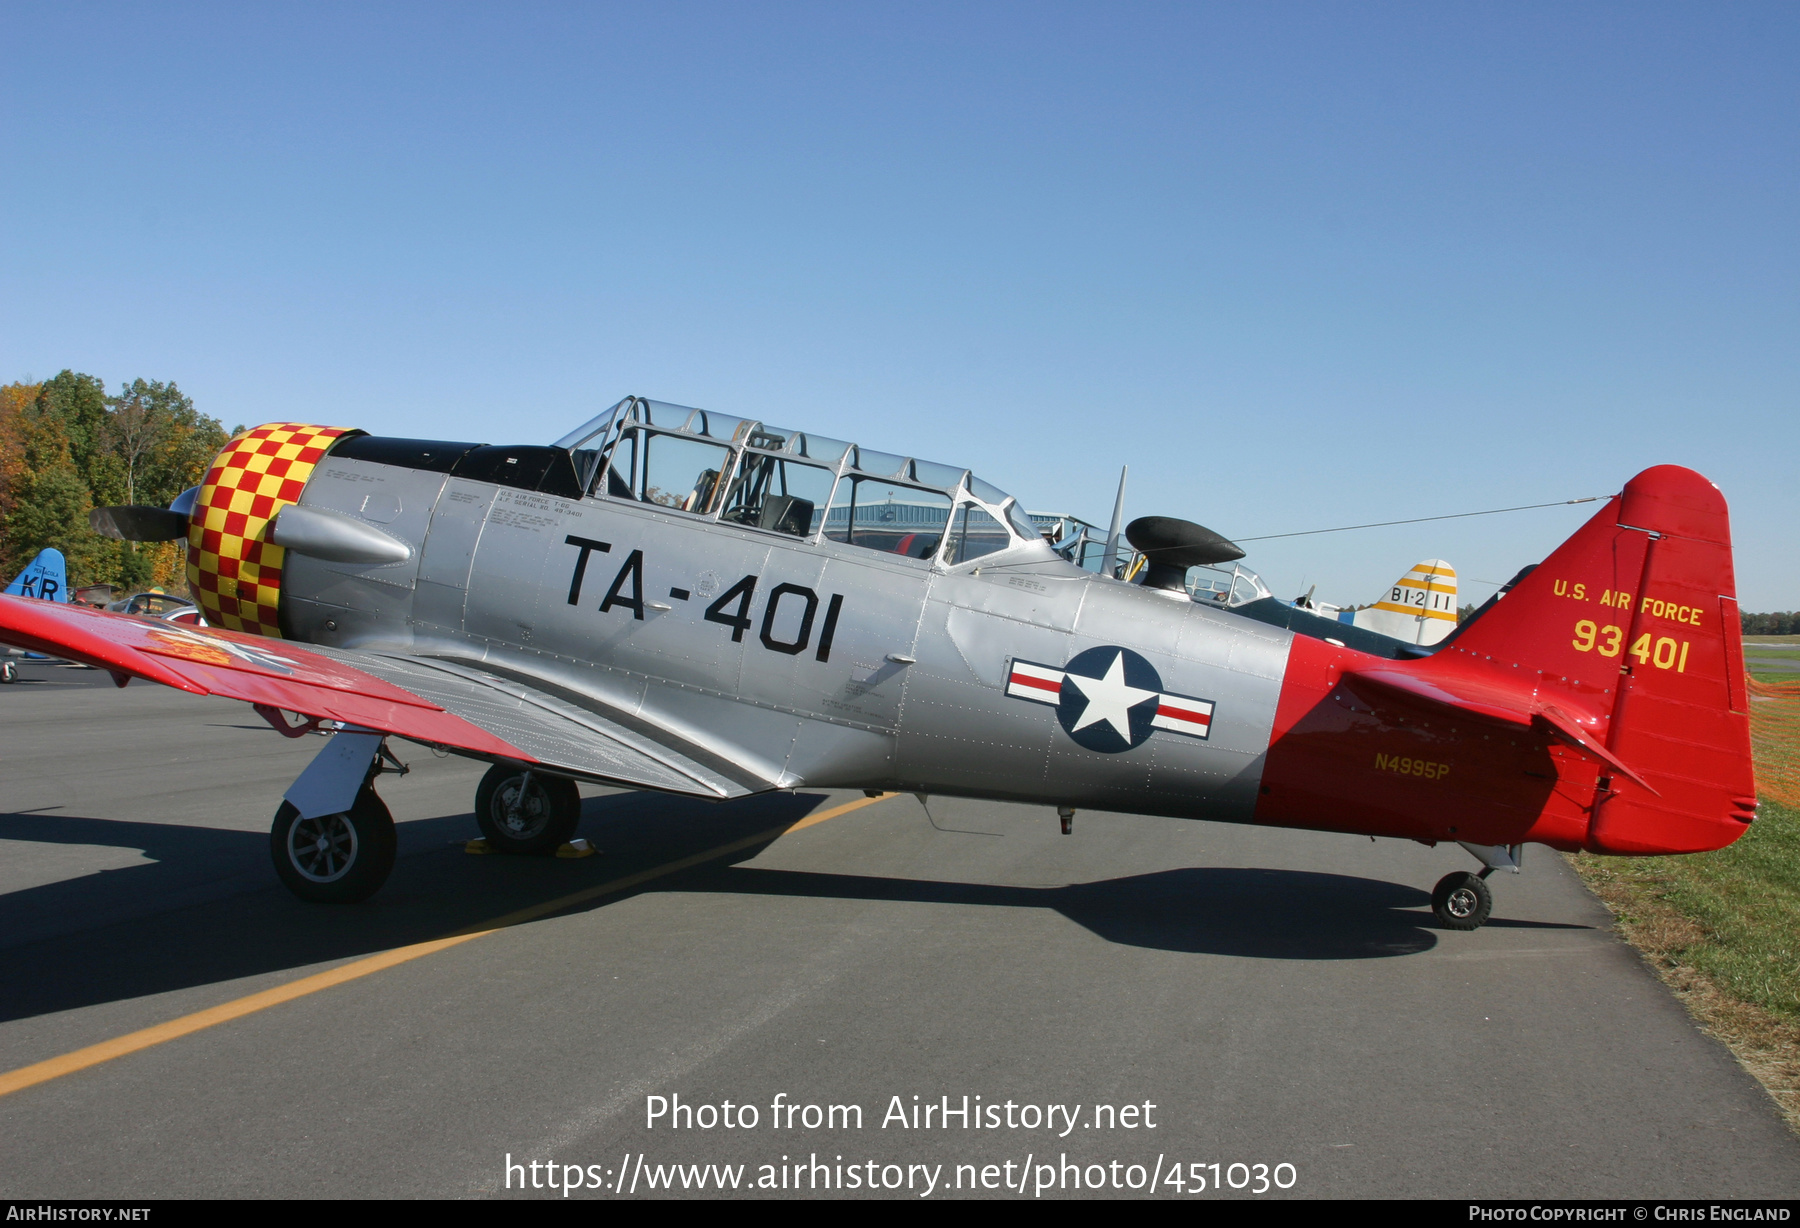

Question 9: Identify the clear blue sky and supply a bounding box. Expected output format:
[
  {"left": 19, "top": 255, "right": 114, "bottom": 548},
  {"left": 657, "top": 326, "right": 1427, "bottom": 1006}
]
[{"left": 4, "top": 2, "right": 1795, "bottom": 607}]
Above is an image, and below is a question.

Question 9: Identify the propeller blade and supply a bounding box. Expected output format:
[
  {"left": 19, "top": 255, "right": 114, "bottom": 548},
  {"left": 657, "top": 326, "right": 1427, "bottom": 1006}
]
[{"left": 89, "top": 506, "right": 190, "bottom": 542}]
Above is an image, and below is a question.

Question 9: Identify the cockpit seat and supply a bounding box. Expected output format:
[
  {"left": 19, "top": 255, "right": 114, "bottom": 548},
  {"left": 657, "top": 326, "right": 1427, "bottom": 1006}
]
[
  {"left": 758, "top": 494, "right": 813, "bottom": 536},
  {"left": 893, "top": 533, "right": 942, "bottom": 559}
]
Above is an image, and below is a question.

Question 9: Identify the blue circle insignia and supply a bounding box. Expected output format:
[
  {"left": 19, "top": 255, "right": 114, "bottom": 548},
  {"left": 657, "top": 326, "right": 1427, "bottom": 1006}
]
[{"left": 1055, "top": 646, "right": 1164, "bottom": 753}]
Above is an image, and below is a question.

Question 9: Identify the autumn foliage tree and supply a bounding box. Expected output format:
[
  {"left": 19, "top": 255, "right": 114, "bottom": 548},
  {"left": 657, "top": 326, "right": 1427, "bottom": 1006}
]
[
  {"left": 0, "top": 370, "right": 231, "bottom": 593},
  {"left": 1742, "top": 611, "right": 1800, "bottom": 636}
]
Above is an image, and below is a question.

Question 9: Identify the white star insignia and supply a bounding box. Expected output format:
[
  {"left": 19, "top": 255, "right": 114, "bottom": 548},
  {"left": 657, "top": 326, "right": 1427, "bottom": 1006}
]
[{"left": 1064, "top": 650, "right": 1159, "bottom": 740}]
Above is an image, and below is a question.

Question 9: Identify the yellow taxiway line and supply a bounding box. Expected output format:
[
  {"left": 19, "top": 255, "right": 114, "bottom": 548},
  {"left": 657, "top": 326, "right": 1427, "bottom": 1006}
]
[{"left": 0, "top": 791, "right": 895, "bottom": 1100}]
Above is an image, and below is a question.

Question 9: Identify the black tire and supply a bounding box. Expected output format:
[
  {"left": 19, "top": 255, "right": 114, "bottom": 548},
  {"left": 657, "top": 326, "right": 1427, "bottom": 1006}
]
[
  {"left": 1431, "top": 871, "right": 1493, "bottom": 930},
  {"left": 270, "top": 786, "right": 396, "bottom": 903},
  {"left": 474, "top": 766, "right": 581, "bottom": 855}
]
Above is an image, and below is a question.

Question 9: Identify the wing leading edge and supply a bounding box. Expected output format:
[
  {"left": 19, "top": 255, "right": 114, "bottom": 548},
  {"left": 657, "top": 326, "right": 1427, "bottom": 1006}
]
[{"left": 0, "top": 595, "right": 748, "bottom": 800}]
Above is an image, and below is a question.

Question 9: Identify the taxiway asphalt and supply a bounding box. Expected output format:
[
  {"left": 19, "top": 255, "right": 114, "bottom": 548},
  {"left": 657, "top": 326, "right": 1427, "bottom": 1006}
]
[{"left": 1, "top": 679, "right": 1796, "bottom": 1199}]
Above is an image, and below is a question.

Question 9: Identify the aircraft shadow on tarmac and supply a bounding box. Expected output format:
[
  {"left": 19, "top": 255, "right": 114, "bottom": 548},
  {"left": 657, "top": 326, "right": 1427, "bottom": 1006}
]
[
  {"left": 0, "top": 792, "right": 1585, "bottom": 1026},
  {"left": 0, "top": 790, "right": 827, "bottom": 1023},
  {"left": 677, "top": 864, "right": 1557, "bottom": 961},
  {"left": 0, "top": 807, "right": 475, "bottom": 951}
]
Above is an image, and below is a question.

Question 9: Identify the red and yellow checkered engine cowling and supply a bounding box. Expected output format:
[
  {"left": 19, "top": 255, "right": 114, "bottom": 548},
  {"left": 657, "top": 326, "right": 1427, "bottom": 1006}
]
[{"left": 186, "top": 423, "right": 357, "bottom": 636}]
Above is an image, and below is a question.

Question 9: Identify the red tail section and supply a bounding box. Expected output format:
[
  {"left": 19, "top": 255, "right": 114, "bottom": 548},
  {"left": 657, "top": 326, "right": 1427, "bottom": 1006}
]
[
  {"left": 1255, "top": 465, "right": 1755, "bottom": 857},
  {"left": 1422, "top": 465, "right": 1755, "bottom": 853}
]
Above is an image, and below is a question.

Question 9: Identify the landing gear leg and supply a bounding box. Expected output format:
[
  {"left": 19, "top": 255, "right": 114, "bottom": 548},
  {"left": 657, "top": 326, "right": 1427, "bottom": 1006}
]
[
  {"left": 1, "top": 659, "right": 17, "bottom": 683},
  {"left": 475, "top": 765, "right": 581, "bottom": 854},
  {"left": 1431, "top": 871, "right": 1493, "bottom": 930}
]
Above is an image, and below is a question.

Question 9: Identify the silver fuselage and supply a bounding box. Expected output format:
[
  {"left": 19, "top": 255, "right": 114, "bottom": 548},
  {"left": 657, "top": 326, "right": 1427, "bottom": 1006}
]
[{"left": 282, "top": 455, "right": 1293, "bottom": 823}]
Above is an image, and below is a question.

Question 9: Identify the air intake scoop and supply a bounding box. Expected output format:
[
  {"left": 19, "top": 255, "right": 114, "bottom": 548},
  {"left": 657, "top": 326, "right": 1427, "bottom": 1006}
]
[{"left": 1125, "top": 517, "right": 1244, "bottom": 593}]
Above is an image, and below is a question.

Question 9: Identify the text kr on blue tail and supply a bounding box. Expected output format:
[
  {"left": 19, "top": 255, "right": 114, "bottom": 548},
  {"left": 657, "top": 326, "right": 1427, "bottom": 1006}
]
[{"left": 4, "top": 548, "right": 69, "bottom": 603}]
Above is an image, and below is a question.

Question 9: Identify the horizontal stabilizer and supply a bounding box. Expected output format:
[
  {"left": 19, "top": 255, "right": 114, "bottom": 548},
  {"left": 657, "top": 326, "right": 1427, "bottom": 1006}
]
[
  {"left": 1345, "top": 666, "right": 1657, "bottom": 794},
  {"left": 1530, "top": 707, "right": 1657, "bottom": 796}
]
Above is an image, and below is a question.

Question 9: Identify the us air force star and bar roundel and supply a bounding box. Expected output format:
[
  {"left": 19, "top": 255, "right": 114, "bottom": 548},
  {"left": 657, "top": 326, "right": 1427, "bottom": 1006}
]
[{"left": 1005, "top": 646, "right": 1215, "bottom": 753}]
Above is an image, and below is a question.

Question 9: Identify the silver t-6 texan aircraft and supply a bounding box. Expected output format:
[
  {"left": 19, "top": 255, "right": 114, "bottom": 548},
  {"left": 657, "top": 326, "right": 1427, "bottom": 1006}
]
[{"left": 0, "top": 397, "right": 1757, "bottom": 931}]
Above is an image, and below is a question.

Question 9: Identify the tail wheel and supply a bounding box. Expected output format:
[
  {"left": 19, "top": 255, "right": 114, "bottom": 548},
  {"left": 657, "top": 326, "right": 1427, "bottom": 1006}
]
[
  {"left": 1431, "top": 871, "right": 1493, "bottom": 930},
  {"left": 475, "top": 766, "right": 581, "bottom": 855},
  {"left": 271, "top": 786, "right": 396, "bottom": 903},
  {"left": 1, "top": 660, "right": 16, "bottom": 683}
]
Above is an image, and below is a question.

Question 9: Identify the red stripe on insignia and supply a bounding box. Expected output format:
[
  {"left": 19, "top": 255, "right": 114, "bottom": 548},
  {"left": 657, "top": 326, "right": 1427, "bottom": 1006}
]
[
  {"left": 1157, "top": 703, "right": 1210, "bottom": 724},
  {"left": 1012, "top": 673, "right": 1062, "bottom": 694}
]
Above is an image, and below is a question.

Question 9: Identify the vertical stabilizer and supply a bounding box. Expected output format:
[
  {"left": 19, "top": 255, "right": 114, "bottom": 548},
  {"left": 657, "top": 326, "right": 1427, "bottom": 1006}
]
[
  {"left": 3, "top": 549, "right": 69, "bottom": 603},
  {"left": 1352, "top": 559, "right": 1458, "bottom": 645}
]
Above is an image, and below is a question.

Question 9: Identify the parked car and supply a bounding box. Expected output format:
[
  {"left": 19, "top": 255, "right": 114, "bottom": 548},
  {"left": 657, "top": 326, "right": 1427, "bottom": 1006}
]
[{"left": 107, "top": 591, "right": 202, "bottom": 622}]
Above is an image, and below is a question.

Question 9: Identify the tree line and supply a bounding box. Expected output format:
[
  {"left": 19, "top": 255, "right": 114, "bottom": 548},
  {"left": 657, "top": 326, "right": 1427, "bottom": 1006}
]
[
  {"left": 1742, "top": 611, "right": 1800, "bottom": 636},
  {"left": 1, "top": 370, "right": 235, "bottom": 593}
]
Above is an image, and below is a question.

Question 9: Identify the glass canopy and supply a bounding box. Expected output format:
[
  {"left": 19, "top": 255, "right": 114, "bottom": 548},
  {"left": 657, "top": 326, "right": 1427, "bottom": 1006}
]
[{"left": 554, "top": 396, "right": 1042, "bottom": 563}]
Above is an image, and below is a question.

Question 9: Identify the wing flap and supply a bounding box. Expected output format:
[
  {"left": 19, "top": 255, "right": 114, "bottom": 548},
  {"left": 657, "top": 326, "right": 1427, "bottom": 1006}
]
[{"left": 309, "top": 649, "right": 751, "bottom": 799}]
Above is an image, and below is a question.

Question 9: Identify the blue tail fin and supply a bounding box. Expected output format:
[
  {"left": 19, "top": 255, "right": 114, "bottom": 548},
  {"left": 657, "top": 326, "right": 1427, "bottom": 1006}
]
[{"left": 4, "top": 549, "right": 70, "bottom": 602}]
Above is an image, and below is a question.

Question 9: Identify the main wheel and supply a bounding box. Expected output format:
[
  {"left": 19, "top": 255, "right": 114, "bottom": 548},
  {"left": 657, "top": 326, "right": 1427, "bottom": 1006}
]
[
  {"left": 270, "top": 786, "right": 397, "bottom": 903},
  {"left": 1431, "top": 871, "right": 1493, "bottom": 930},
  {"left": 475, "top": 766, "right": 581, "bottom": 855}
]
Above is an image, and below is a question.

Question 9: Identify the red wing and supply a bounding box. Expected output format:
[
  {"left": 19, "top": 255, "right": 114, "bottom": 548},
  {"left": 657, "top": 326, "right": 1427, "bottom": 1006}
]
[
  {"left": 0, "top": 595, "right": 751, "bottom": 799},
  {"left": 0, "top": 595, "right": 527, "bottom": 758}
]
